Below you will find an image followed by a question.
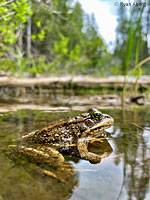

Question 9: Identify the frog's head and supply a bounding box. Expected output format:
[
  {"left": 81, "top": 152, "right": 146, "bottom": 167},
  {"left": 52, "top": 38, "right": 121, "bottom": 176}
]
[{"left": 81, "top": 108, "right": 114, "bottom": 136}]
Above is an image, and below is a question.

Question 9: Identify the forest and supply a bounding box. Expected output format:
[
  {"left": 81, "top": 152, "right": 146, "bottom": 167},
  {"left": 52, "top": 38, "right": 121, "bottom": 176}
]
[
  {"left": 1, "top": 2, "right": 150, "bottom": 200},
  {"left": 0, "top": 0, "right": 150, "bottom": 77}
]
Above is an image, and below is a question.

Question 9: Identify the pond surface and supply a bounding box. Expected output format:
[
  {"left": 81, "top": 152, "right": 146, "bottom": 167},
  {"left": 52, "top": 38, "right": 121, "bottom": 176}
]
[{"left": 0, "top": 107, "right": 150, "bottom": 200}]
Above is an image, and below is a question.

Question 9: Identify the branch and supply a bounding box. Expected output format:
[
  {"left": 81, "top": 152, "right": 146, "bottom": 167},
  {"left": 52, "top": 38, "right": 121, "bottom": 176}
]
[
  {"left": 0, "top": 0, "right": 14, "bottom": 7},
  {"left": 0, "top": 11, "right": 15, "bottom": 20},
  {"left": 32, "top": 0, "right": 51, "bottom": 3}
]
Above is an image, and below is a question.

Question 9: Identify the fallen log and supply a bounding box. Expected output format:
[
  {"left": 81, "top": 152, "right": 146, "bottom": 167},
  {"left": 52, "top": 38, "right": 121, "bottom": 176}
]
[{"left": 0, "top": 75, "right": 150, "bottom": 89}]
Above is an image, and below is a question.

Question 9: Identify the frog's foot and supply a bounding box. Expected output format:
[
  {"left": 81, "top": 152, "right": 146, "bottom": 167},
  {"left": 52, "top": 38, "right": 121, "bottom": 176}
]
[
  {"left": 89, "top": 138, "right": 104, "bottom": 144},
  {"left": 24, "top": 161, "right": 66, "bottom": 182},
  {"left": 77, "top": 140, "right": 102, "bottom": 164},
  {"left": 8, "top": 145, "right": 64, "bottom": 167}
]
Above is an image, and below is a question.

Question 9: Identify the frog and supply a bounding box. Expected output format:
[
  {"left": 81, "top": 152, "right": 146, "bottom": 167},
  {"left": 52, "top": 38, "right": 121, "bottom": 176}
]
[{"left": 8, "top": 108, "right": 114, "bottom": 167}]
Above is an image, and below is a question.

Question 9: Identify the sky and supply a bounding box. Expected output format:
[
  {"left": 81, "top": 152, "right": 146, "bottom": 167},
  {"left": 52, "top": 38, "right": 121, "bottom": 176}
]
[
  {"left": 79, "top": 0, "right": 117, "bottom": 45},
  {"left": 78, "top": 0, "right": 118, "bottom": 51},
  {"left": 78, "top": 0, "right": 137, "bottom": 52}
]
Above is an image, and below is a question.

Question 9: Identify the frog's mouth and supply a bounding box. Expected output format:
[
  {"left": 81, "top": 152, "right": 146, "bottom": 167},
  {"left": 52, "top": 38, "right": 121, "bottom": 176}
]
[{"left": 84, "top": 114, "right": 114, "bottom": 135}]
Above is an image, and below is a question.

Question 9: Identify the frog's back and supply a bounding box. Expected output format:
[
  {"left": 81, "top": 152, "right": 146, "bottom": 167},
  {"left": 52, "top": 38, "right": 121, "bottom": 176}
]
[{"left": 31, "top": 117, "right": 85, "bottom": 144}]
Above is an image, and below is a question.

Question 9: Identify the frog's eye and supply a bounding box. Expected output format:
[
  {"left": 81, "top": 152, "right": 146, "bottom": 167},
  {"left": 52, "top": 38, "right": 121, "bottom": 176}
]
[
  {"left": 91, "top": 112, "right": 103, "bottom": 121},
  {"left": 99, "top": 113, "right": 103, "bottom": 120}
]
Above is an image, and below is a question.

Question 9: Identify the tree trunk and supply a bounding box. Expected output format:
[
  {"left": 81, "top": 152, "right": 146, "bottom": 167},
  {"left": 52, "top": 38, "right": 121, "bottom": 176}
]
[
  {"left": 18, "top": 23, "right": 23, "bottom": 53},
  {"left": 27, "top": 2, "right": 32, "bottom": 59}
]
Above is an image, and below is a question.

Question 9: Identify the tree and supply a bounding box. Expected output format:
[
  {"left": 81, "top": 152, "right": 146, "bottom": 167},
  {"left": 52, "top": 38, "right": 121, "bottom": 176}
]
[
  {"left": 0, "top": 0, "right": 32, "bottom": 75},
  {"left": 0, "top": 0, "right": 109, "bottom": 76}
]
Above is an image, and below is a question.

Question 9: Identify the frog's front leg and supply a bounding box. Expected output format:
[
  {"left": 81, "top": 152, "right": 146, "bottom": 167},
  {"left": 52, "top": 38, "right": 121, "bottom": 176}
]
[
  {"left": 77, "top": 140, "right": 102, "bottom": 164},
  {"left": 8, "top": 145, "right": 64, "bottom": 167}
]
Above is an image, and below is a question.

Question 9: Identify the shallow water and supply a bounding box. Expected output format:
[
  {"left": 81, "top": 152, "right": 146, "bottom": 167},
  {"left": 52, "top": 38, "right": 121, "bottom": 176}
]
[{"left": 0, "top": 107, "right": 150, "bottom": 200}]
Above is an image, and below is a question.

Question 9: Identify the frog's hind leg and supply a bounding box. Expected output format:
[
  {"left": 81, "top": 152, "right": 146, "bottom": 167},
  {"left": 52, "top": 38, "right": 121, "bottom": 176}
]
[
  {"left": 7, "top": 145, "right": 68, "bottom": 182},
  {"left": 8, "top": 145, "right": 64, "bottom": 167},
  {"left": 77, "top": 140, "right": 102, "bottom": 164}
]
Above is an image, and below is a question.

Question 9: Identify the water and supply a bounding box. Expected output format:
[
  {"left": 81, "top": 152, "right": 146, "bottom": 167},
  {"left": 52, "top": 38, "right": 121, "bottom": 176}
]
[{"left": 0, "top": 108, "right": 150, "bottom": 200}]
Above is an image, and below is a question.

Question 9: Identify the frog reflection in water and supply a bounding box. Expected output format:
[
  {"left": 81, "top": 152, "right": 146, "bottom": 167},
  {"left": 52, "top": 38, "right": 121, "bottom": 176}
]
[{"left": 9, "top": 108, "right": 114, "bottom": 167}]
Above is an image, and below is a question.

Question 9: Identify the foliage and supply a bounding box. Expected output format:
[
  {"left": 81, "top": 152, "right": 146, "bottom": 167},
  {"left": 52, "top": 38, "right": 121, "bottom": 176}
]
[
  {"left": 0, "top": 0, "right": 111, "bottom": 76},
  {"left": 0, "top": 0, "right": 149, "bottom": 77},
  {"left": 0, "top": 0, "right": 33, "bottom": 76},
  {"left": 0, "top": 0, "right": 32, "bottom": 46}
]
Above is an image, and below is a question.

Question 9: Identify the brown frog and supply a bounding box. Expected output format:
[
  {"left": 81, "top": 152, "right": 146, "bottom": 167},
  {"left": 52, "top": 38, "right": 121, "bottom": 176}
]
[{"left": 9, "top": 108, "right": 114, "bottom": 166}]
